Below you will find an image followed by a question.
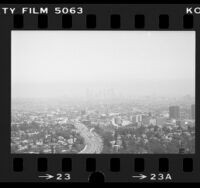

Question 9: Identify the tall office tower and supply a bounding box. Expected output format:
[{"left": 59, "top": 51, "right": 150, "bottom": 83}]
[
  {"left": 191, "top": 104, "right": 195, "bottom": 120},
  {"left": 169, "top": 106, "right": 180, "bottom": 119},
  {"left": 136, "top": 114, "right": 143, "bottom": 122}
]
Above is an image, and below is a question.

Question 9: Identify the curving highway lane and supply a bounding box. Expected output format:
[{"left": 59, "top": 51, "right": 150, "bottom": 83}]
[{"left": 74, "top": 120, "right": 103, "bottom": 154}]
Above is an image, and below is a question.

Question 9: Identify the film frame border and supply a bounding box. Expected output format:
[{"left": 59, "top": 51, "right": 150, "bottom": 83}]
[{"left": 0, "top": 3, "right": 199, "bottom": 183}]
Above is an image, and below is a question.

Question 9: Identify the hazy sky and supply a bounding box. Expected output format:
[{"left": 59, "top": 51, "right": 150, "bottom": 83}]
[{"left": 12, "top": 31, "right": 195, "bottom": 99}]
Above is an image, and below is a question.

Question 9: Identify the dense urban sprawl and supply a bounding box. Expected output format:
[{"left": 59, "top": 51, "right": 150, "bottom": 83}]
[{"left": 11, "top": 95, "right": 195, "bottom": 154}]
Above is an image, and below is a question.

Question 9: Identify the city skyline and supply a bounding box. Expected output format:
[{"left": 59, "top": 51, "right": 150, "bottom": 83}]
[
  {"left": 11, "top": 31, "right": 195, "bottom": 154},
  {"left": 12, "top": 31, "right": 195, "bottom": 99}
]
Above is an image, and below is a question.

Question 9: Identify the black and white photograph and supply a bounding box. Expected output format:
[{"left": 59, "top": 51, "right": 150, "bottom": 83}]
[{"left": 11, "top": 31, "right": 195, "bottom": 154}]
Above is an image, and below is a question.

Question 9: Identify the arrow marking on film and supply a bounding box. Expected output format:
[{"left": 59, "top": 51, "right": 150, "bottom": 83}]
[
  {"left": 38, "top": 174, "right": 54, "bottom": 180},
  {"left": 132, "top": 174, "right": 147, "bottom": 180}
]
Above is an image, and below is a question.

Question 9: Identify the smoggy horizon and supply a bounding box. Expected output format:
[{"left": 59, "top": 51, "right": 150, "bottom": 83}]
[{"left": 11, "top": 31, "right": 195, "bottom": 99}]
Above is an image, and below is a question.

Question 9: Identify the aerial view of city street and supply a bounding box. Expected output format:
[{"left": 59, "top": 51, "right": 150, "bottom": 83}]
[{"left": 11, "top": 31, "right": 195, "bottom": 154}]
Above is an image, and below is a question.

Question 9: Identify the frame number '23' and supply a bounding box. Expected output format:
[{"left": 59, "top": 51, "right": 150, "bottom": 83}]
[{"left": 56, "top": 173, "right": 71, "bottom": 181}]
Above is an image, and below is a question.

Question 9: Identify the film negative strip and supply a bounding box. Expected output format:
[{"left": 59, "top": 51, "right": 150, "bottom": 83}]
[{"left": 0, "top": 1, "right": 200, "bottom": 183}]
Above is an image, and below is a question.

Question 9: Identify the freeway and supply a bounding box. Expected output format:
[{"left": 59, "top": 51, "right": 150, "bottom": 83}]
[{"left": 74, "top": 121, "right": 103, "bottom": 154}]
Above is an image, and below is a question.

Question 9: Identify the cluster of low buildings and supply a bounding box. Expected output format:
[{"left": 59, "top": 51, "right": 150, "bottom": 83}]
[
  {"left": 98, "top": 104, "right": 195, "bottom": 153},
  {"left": 11, "top": 110, "right": 85, "bottom": 153},
  {"left": 107, "top": 121, "right": 195, "bottom": 153}
]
